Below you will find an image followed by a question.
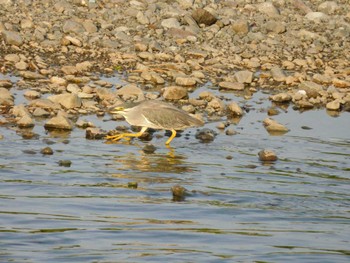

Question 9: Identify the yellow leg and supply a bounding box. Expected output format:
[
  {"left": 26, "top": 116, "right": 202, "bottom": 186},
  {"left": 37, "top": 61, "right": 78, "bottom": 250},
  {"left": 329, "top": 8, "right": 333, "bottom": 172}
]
[
  {"left": 105, "top": 127, "right": 147, "bottom": 142},
  {"left": 165, "top": 129, "right": 177, "bottom": 145}
]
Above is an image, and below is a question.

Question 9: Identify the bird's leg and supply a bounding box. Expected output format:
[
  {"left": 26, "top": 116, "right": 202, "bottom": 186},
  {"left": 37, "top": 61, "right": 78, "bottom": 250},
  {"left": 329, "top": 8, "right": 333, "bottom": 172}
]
[
  {"left": 105, "top": 126, "right": 148, "bottom": 142},
  {"left": 165, "top": 129, "right": 177, "bottom": 145}
]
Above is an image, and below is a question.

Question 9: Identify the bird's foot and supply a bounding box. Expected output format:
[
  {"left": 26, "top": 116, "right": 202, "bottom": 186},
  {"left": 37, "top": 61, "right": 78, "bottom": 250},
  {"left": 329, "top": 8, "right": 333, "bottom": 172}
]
[{"left": 105, "top": 133, "right": 131, "bottom": 142}]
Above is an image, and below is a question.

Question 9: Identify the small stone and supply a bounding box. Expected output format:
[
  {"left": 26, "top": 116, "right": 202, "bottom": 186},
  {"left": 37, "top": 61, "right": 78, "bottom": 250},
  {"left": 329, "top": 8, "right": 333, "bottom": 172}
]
[
  {"left": 326, "top": 100, "right": 340, "bottom": 111},
  {"left": 258, "top": 149, "right": 278, "bottom": 162},
  {"left": 17, "top": 114, "right": 34, "bottom": 128},
  {"left": 58, "top": 160, "right": 72, "bottom": 167},
  {"left": 271, "top": 67, "right": 287, "bottom": 82},
  {"left": 41, "top": 147, "right": 54, "bottom": 155},
  {"left": 24, "top": 90, "right": 41, "bottom": 99},
  {"left": 85, "top": 127, "right": 107, "bottom": 140},
  {"left": 4, "top": 54, "right": 20, "bottom": 62},
  {"left": 225, "top": 128, "right": 237, "bottom": 136},
  {"left": 21, "top": 131, "right": 38, "bottom": 140},
  {"left": 192, "top": 8, "right": 217, "bottom": 26},
  {"left": 263, "top": 118, "right": 289, "bottom": 134},
  {"left": 62, "top": 20, "right": 85, "bottom": 34},
  {"left": 267, "top": 107, "right": 280, "bottom": 116},
  {"left": 142, "top": 143, "right": 157, "bottom": 154},
  {"left": 161, "top": 18, "right": 180, "bottom": 29},
  {"left": 2, "top": 30, "right": 23, "bottom": 46},
  {"left": 234, "top": 70, "right": 253, "bottom": 84},
  {"left": 227, "top": 102, "right": 243, "bottom": 116},
  {"left": 175, "top": 76, "right": 196, "bottom": 86},
  {"left": 299, "top": 81, "right": 323, "bottom": 98},
  {"left": 257, "top": 2, "right": 280, "bottom": 17},
  {"left": 128, "top": 182, "right": 138, "bottom": 189},
  {"left": 20, "top": 71, "right": 45, "bottom": 79},
  {"left": 195, "top": 128, "right": 216, "bottom": 143},
  {"left": 231, "top": 19, "right": 249, "bottom": 34},
  {"left": 270, "top": 93, "right": 292, "bottom": 103},
  {"left": 47, "top": 93, "right": 81, "bottom": 109},
  {"left": 219, "top": 81, "right": 244, "bottom": 90},
  {"left": 163, "top": 86, "right": 188, "bottom": 100},
  {"left": 44, "top": 111, "right": 74, "bottom": 130},
  {"left": 116, "top": 84, "right": 145, "bottom": 101},
  {"left": 171, "top": 184, "right": 188, "bottom": 201},
  {"left": 0, "top": 80, "right": 13, "bottom": 88},
  {"left": 216, "top": 122, "right": 226, "bottom": 129},
  {"left": 32, "top": 108, "right": 50, "bottom": 117},
  {"left": 15, "top": 61, "right": 28, "bottom": 70}
]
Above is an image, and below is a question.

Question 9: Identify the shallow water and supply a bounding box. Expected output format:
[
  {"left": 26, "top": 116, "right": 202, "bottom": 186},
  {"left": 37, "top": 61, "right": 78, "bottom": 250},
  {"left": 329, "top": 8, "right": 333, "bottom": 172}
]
[{"left": 1, "top": 75, "right": 350, "bottom": 262}]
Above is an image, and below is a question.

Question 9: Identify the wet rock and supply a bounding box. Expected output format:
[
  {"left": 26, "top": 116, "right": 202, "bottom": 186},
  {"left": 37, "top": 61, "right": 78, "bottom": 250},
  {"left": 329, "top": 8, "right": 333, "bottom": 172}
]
[
  {"left": 47, "top": 93, "right": 82, "bottom": 109},
  {"left": 128, "top": 182, "right": 138, "bottom": 189},
  {"left": 32, "top": 108, "right": 50, "bottom": 117},
  {"left": 219, "top": 81, "right": 244, "bottom": 91},
  {"left": 85, "top": 127, "right": 107, "bottom": 140},
  {"left": 326, "top": 100, "right": 340, "bottom": 111},
  {"left": 234, "top": 70, "right": 253, "bottom": 84},
  {"left": 76, "top": 119, "right": 95, "bottom": 129},
  {"left": 171, "top": 184, "right": 188, "bottom": 201},
  {"left": 30, "top": 98, "right": 62, "bottom": 110},
  {"left": 299, "top": 81, "right": 323, "bottom": 98},
  {"left": 20, "top": 71, "right": 45, "bottom": 80},
  {"left": 258, "top": 149, "right": 278, "bottom": 162},
  {"left": 2, "top": 30, "right": 23, "bottom": 46},
  {"left": 227, "top": 101, "right": 243, "bottom": 116},
  {"left": 271, "top": 67, "right": 287, "bottom": 82},
  {"left": 58, "top": 160, "right": 72, "bottom": 167},
  {"left": 163, "top": 86, "right": 188, "bottom": 100},
  {"left": 263, "top": 118, "right": 289, "bottom": 134},
  {"left": 270, "top": 93, "right": 292, "bottom": 103},
  {"left": 195, "top": 128, "right": 217, "bottom": 143},
  {"left": 116, "top": 84, "right": 145, "bottom": 101},
  {"left": 140, "top": 71, "right": 165, "bottom": 84},
  {"left": 142, "top": 143, "right": 157, "bottom": 154},
  {"left": 175, "top": 76, "right": 196, "bottom": 86},
  {"left": 17, "top": 114, "right": 34, "bottom": 128},
  {"left": 225, "top": 128, "right": 237, "bottom": 136},
  {"left": 44, "top": 111, "right": 74, "bottom": 130},
  {"left": 20, "top": 131, "right": 38, "bottom": 140},
  {"left": 12, "top": 104, "right": 30, "bottom": 117},
  {"left": 192, "top": 8, "right": 217, "bottom": 26},
  {"left": 41, "top": 147, "right": 54, "bottom": 155},
  {"left": 267, "top": 107, "right": 280, "bottom": 116},
  {"left": 23, "top": 90, "right": 41, "bottom": 99},
  {"left": 0, "top": 88, "right": 14, "bottom": 105},
  {"left": 207, "top": 98, "right": 225, "bottom": 113},
  {"left": 0, "top": 80, "right": 13, "bottom": 88}
]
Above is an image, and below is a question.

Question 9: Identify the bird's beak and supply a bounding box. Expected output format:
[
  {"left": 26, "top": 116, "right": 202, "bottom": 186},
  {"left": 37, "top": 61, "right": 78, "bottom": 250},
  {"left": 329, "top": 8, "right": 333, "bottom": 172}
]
[{"left": 109, "top": 106, "right": 124, "bottom": 114}]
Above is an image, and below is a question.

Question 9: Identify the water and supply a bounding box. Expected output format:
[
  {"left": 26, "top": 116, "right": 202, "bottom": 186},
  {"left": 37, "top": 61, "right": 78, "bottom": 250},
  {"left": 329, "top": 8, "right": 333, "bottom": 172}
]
[{"left": 1, "top": 74, "right": 350, "bottom": 262}]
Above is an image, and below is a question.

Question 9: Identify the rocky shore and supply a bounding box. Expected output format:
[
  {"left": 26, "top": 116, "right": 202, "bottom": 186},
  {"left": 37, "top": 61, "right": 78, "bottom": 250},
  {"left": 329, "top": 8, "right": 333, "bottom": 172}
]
[{"left": 1, "top": 0, "right": 350, "bottom": 138}]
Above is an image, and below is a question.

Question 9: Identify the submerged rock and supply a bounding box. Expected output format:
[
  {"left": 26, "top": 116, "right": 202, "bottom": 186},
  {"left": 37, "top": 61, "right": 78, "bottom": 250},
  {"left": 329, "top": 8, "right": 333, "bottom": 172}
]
[
  {"left": 258, "top": 149, "right": 278, "bottom": 162},
  {"left": 263, "top": 118, "right": 289, "bottom": 134}
]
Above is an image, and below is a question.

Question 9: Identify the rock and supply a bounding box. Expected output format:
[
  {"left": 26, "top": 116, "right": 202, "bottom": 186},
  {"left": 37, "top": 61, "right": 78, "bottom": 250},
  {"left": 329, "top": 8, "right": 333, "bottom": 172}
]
[
  {"left": 47, "top": 93, "right": 81, "bottom": 109},
  {"left": 269, "top": 93, "right": 292, "bottom": 103},
  {"left": 265, "top": 21, "right": 286, "bottom": 34},
  {"left": 76, "top": 61, "right": 93, "bottom": 72},
  {"left": 58, "top": 160, "right": 72, "bottom": 167},
  {"left": 116, "top": 84, "right": 145, "bottom": 101},
  {"left": 219, "top": 81, "right": 244, "bottom": 90},
  {"left": 318, "top": 1, "right": 339, "bottom": 14},
  {"left": 234, "top": 70, "right": 253, "bottom": 84},
  {"left": 192, "top": 8, "right": 217, "bottom": 26},
  {"left": 44, "top": 111, "right": 74, "bottom": 130},
  {"left": 85, "top": 127, "right": 107, "bottom": 139},
  {"left": 263, "top": 118, "right": 289, "bottom": 134},
  {"left": 62, "top": 20, "right": 85, "bottom": 34},
  {"left": 171, "top": 184, "right": 188, "bottom": 201},
  {"left": 175, "top": 76, "right": 196, "bottom": 86},
  {"left": 225, "top": 128, "right": 237, "bottom": 136},
  {"left": 41, "top": 147, "right": 54, "bottom": 155},
  {"left": 257, "top": 2, "right": 280, "bottom": 17},
  {"left": 32, "top": 108, "right": 50, "bottom": 117},
  {"left": 127, "top": 182, "right": 138, "bottom": 189},
  {"left": 326, "top": 100, "right": 340, "bottom": 111},
  {"left": 195, "top": 128, "right": 216, "bottom": 143},
  {"left": 140, "top": 71, "right": 165, "bottom": 84},
  {"left": 15, "top": 61, "right": 28, "bottom": 70},
  {"left": 305, "top": 12, "right": 328, "bottom": 23},
  {"left": 61, "top": 65, "right": 78, "bottom": 75},
  {"left": 12, "top": 104, "right": 30, "bottom": 117},
  {"left": 76, "top": 119, "right": 95, "bottom": 129},
  {"left": 62, "top": 36, "right": 82, "bottom": 47},
  {"left": 50, "top": 76, "right": 67, "bottom": 86},
  {"left": 2, "top": 30, "right": 23, "bottom": 46},
  {"left": 142, "top": 143, "right": 157, "bottom": 154},
  {"left": 231, "top": 19, "right": 249, "bottom": 34},
  {"left": 227, "top": 102, "right": 243, "bottom": 116},
  {"left": 4, "top": 54, "right": 20, "bottom": 62},
  {"left": 271, "top": 67, "right": 287, "bottom": 82},
  {"left": 258, "top": 149, "right": 278, "bottom": 162},
  {"left": 207, "top": 98, "right": 225, "bottom": 112},
  {"left": 161, "top": 18, "right": 180, "bottom": 29},
  {"left": 20, "top": 71, "right": 45, "bottom": 79},
  {"left": 137, "top": 11, "right": 149, "bottom": 25},
  {"left": 0, "top": 80, "right": 13, "bottom": 88},
  {"left": 163, "top": 86, "right": 188, "bottom": 100},
  {"left": 0, "top": 87, "right": 14, "bottom": 105},
  {"left": 17, "top": 114, "right": 34, "bottom": 128},
  {"left": 30, "top": 98, "right": 62, "bottom": 110},
  {"left": 299, "top": 81, "right": 323, "bottom": 98}
]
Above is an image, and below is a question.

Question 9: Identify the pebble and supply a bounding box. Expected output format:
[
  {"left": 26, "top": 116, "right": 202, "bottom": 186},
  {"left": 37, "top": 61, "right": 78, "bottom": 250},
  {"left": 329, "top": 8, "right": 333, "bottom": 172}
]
[
  {"left": 85, "top": 128, "right": 107, "bottom": 140},
  {"left": 44, "top": 111, "right": 74, "bottom": 130},
  {"left": 263, "top": 118, "right": 289, "bottom": 134},
  {"left": 227, "top": 102, "right": 243, "bottom": 116},
  {"left": 142, "top": 144, "right": 157, "bottom": 154},
  {"left": 162, "top": 86, "right": 188, "bottom": 100},
  {"left": 47, "top": 93, "right": 82, "bottom": 109},
  {"left": 218, "top": 81, "right": 244, "bottom": 91},
  {"left": 195, "top": 128, "right": 217, "bottom": 143},
  {"left": 258, "top": 149, "right": 278, "bottom": 162},
  {"left": 58, "top": 160, "right": 72, "bottom": 167},
  {"left": 326, "top": 100, "right": 340, "bottom": 111},
  {"left": 171, "top": 184, "right": 188, "bottom": 201},
  {"left": 41, "top": 147, "right": 54, "bottom": 155}
]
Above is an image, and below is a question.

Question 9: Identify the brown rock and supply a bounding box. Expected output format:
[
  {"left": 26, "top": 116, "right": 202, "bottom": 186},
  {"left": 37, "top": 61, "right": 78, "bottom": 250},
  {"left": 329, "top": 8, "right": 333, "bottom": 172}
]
[
  {"left": 44, "top": 111, "right": 74, "bottom": 130},
  {"left": 2, "top": 30, "right": 23, "bottom": 46},
  {"left": 219, "top": 81, "right": 244, "bottom": 90},
  {"left": 192, "top": 8, "right": 217, "bottom": 26},
  {"left": 258, "top": 149, "right": 278, "bottom": 162},
  {"left": 163, "top": 86, "right": 188, "bottom": 100}
]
